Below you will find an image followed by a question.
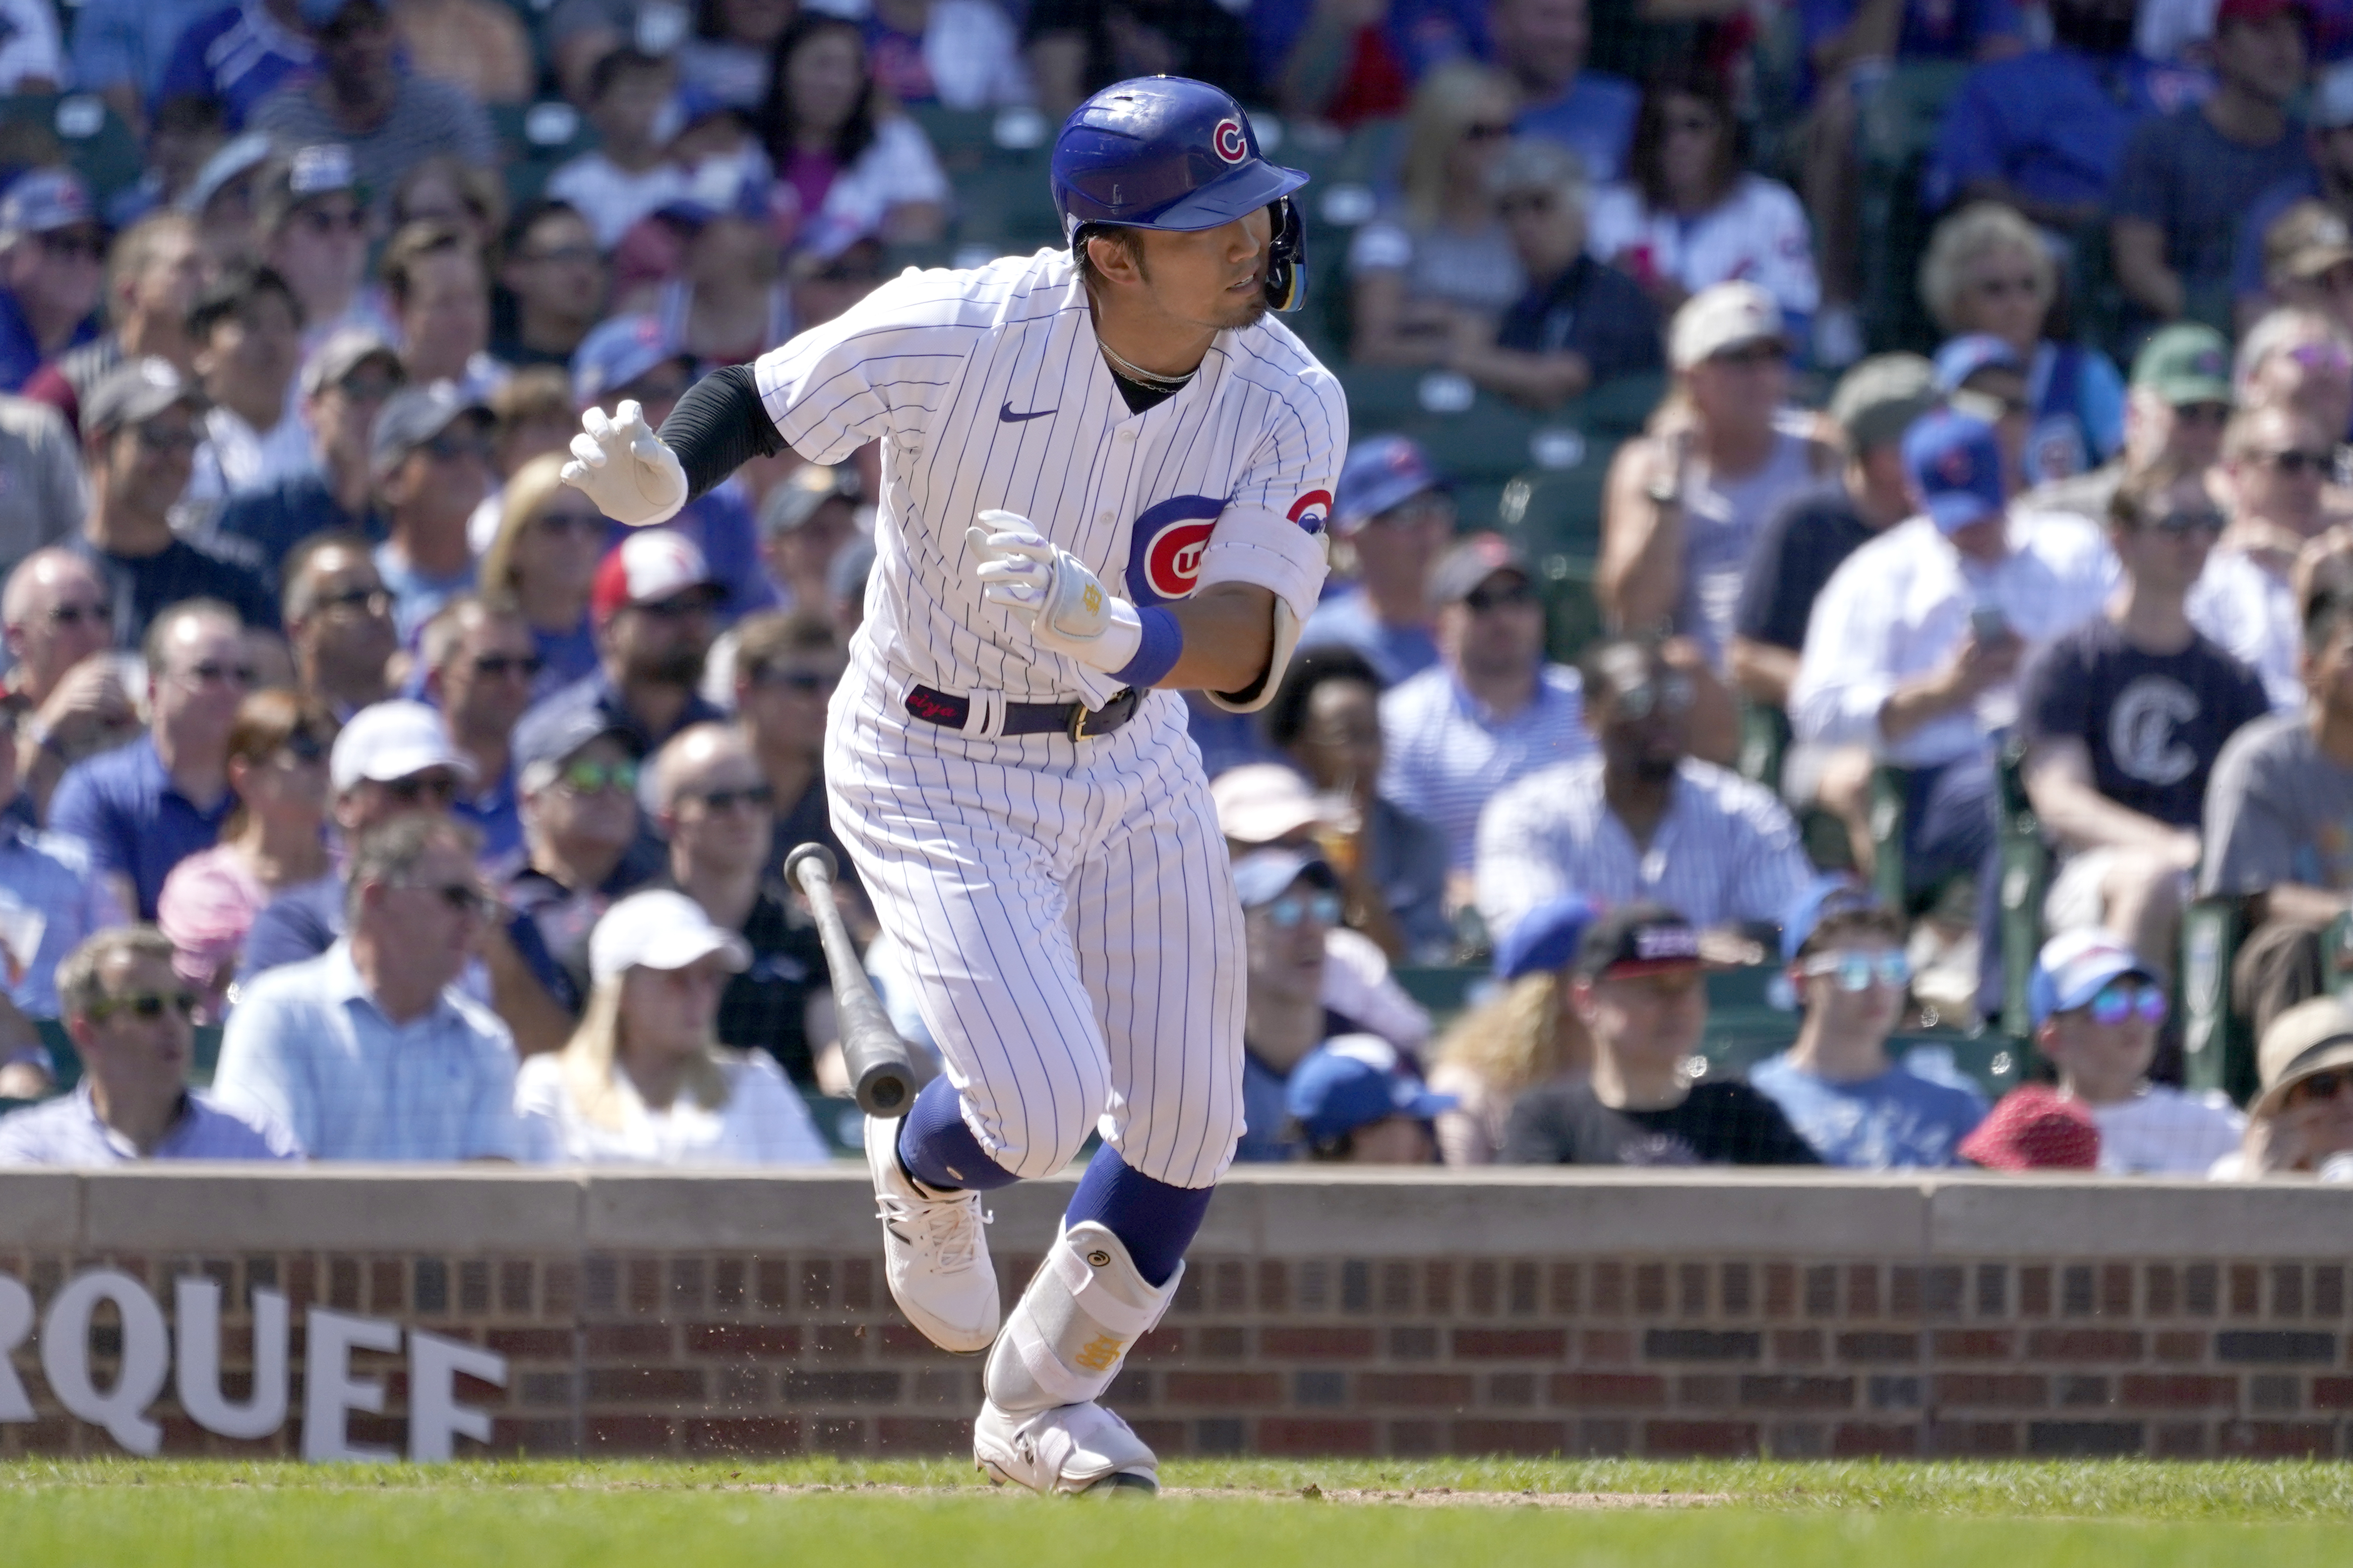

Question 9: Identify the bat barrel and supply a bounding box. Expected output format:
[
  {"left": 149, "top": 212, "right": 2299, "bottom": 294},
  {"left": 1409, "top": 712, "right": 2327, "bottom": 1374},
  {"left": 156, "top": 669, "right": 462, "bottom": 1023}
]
[{"left": 786, "top": 843, "right": 917, "bottom": 1118}]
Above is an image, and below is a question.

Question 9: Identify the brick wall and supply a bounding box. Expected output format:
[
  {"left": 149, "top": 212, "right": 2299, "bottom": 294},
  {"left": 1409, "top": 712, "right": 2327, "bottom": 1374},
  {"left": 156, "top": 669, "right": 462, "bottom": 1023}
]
[{"left": 5, "top": 1170, "right": 2352, "bottom": 1461}]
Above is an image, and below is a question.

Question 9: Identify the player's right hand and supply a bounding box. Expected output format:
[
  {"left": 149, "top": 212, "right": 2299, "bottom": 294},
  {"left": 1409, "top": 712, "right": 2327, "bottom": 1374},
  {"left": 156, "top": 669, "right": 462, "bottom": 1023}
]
[{"left": 562, "top": 400, "right": 689, "bottom": 527}]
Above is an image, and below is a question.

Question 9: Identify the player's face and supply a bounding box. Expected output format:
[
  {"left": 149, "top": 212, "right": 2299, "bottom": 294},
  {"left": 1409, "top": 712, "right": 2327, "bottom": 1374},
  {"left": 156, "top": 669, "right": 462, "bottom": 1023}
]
[{"left": 1132, "top": 208, "right": 1276, "bottom": 335}]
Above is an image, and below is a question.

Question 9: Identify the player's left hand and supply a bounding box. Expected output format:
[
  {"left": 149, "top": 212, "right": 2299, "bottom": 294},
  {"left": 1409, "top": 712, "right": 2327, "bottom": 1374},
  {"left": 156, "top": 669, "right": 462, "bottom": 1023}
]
[{"left": 968, "top": 513, "right": 1142, "bottom": 674}]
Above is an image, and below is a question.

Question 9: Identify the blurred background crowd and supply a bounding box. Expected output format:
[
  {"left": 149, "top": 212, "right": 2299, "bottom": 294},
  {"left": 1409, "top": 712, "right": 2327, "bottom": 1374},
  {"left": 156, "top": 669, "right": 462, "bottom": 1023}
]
[{"left": 5, "top": 0, "right": 2353, "bottom": 1181}]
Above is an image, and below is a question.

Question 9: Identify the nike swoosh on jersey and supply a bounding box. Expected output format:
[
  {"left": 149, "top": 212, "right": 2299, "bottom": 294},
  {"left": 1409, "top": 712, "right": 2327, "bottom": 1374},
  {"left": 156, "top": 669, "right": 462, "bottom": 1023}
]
[{"left": 999, "top": 401, "right": 1057, "bottom": 422}]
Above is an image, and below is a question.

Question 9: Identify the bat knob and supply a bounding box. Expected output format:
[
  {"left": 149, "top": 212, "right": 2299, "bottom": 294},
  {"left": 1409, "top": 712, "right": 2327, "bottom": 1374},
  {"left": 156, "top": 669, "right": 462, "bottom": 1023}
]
[
  {"left": 853, "top": 1058, "right": 915, "bottom": 1117},
  {"left": 784, "top": 842, "right": 839, "bottom": 894}
]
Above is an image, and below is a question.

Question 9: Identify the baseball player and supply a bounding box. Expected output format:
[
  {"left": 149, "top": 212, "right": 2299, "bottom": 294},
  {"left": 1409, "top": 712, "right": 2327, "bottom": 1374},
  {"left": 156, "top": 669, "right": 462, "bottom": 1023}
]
[{"left": 562, "top": 77, "right": 1346, "bottom": 1494}]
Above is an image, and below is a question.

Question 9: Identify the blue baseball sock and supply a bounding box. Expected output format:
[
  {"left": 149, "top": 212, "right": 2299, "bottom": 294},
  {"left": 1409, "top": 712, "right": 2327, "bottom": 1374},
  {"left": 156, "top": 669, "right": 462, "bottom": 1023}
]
[
  {"left": 1063, "top": 1145, "right": 1214, "bottom": 1287},
  {"left": 894, "top": 1076, "right": 1022, "bottom": 1191}
]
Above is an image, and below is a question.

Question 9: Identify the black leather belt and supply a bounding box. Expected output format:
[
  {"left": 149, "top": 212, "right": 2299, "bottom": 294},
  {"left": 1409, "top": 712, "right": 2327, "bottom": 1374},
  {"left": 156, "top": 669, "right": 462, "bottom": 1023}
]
[{"left": 905, "top": 684, "right": 1142, "bottom": 741}]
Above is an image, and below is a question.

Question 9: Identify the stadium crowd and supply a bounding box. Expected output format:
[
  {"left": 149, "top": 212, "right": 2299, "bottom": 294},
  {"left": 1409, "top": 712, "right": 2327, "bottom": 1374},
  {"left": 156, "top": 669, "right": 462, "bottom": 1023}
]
[{"left": 5, "top": 0, "right": 2353, "bottom": 1181}]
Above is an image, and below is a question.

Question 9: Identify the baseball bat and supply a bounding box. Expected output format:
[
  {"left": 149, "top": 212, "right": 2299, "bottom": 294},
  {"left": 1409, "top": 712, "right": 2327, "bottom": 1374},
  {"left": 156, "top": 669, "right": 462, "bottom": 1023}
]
[{"left": 785, "top": 843, "right": 918, "bottom": 1118}]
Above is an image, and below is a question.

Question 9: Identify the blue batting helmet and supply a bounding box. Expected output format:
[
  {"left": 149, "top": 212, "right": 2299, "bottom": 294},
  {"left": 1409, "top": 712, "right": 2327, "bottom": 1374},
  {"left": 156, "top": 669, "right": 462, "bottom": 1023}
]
[{"left": 1049, "top": 76, "right": 1311, "bottom": 312}]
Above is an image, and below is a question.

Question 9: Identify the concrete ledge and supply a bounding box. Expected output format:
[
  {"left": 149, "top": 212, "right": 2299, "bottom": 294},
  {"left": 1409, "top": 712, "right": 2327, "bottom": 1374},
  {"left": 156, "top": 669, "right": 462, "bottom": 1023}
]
[{"left": 10, "top": 1167, "right": 2338, "bottom": 1256}]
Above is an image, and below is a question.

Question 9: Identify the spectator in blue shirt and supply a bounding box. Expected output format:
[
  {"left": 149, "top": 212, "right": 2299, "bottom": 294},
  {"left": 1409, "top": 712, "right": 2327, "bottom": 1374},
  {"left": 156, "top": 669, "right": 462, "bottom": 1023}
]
[
  {"left": 1490, "top": 0, "right": 1638, "bottom": 184},
  {"left": 1377, "top": 534, "right": 1594, "bottom": 875},
  {"left": 1748, "top": 880, "right": 1987, "bottom": 1168},
  {"left": 69, "top": 359, "right": 280, "bottom": 643},
  {"left": 154, "top": 0, "right": 318, "bottom": 131},
  {"left": 369, "top": 381, "right": 493, "bottom": 645},
  {"left": 49, "top": 600, "right": 250, "bottom": 920},
  {"left": 1299, "top": 435, "right": 1451, "bottom": 687},
  {"left": 1929, "top": 0, "right": 2209, "bottom": 232},
  {"left": 0, "top": 170, "right": 106, "bottom": 395},
  {"left": 215, "top": 813, "right": 524, "bottom": 1160},
  {"left": 0, "top": 714, "right": 125, "bottom": 1099},
  {"left": 0, "top": 927, "right": 298, "bottom": 1165},
  {"left": 419, "top": 594, "right": 535, "bottom": 876},
  {"left": 216, "top": 329, "right": 402, "bottom": 580},
  {"left": 67, "top": 0, "right": 224, "bottom": 129},
  {"left": 281, "top": 533, "right": 398, "bottom": 721},
  {"left": 2233, "top": 61, "right": 2353, "bottom": 330},
  {"left": 2111, "top": 0, "right": 2312, "bottom": 333}
]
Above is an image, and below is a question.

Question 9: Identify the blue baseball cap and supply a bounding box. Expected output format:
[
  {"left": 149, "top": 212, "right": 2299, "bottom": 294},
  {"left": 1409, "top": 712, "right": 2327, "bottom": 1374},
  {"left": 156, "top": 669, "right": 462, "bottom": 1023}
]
[
  {"left": 1231, "top": 846, "right": 1337, "bottom": 909},
  {"left": 1780, "top": 875, "right": 1892, "bottom": 965},
  {"left": 1931, "top": 333, "right": 2024, "bottom": 394},
  {"left": 0, "top": 167, "right": 98, "bottom": 245},
  {"left": 1494, "top": 894, "right": 1598, "bottom": 982},
  {"left": 2028, "top": 929, "right": 2158, "bottom": 1027},
  {"left": 1335, "top": 435, "right": 1445, "bottom": 533},
  {"left": 572, "top": 314, "right": 690, "bottom": 409},
  {"left": 1903, "top": 410, "right": 2006, "bottom": 533},
  {"left": 1284, "top": 1034, "right": 1458, "bottom": 1145}
]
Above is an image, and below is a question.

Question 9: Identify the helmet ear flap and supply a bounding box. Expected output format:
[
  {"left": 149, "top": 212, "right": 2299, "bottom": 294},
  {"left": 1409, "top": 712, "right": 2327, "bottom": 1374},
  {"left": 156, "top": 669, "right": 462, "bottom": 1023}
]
[{"left": 1263, "top": 197, "right": 1307, "bottom": 313}]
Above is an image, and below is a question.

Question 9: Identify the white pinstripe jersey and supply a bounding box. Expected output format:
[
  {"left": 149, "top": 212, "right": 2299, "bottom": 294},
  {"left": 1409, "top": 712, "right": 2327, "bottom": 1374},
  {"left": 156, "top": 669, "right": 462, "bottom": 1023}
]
[{"left": 751, "top": 248, "right": 1347, "bottom": 712}]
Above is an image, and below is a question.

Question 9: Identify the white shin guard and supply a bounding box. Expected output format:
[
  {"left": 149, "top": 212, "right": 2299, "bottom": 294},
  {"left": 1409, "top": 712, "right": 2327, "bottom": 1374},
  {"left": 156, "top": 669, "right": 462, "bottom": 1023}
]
[{"left": 985, "top": 1222, "right": 1182, "bottom": 1415}]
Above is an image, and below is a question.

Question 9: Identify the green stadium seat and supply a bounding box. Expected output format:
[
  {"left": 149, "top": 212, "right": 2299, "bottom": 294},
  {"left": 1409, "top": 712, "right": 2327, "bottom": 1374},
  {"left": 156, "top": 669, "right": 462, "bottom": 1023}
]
[
  {"left": 1865, "top": 764, "right": 1914, "bottom": 913},
  {"left": 1536, "top": 553, "right": 1605, "bottom": 666},
  {"left": 0, "top": 93, "right": 143, "bottom": 205},
  {"left": 1853, "top": 62, "right": 1970, "bottom": 356},
  {"left": 2180, "top": 896, "right": 2255, "bottom": 1104},
  {"left": 1736, "top": 700, "right": 1791, "bottom": 793},
  {"left": 1496, "top": 443, "right": 1618, "bottom": 563}
]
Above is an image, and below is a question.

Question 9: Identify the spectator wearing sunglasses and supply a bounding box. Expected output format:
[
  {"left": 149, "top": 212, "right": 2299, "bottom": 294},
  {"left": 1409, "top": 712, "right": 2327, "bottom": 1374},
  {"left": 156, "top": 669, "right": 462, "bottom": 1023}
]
[
  {"left": 754, "top": 464, "right": 864, "bottom": 624},
  {"left": 19, "top": 212, "right": 202, "bottom": 441},
  {"left": 2021, "top": 460, "right": 2269, "bottom": 974},
  {"left": 649, "top": 723, "right": 836, "bottom": 1090},
  {"left": 236, "top": 697, "right": 477, "bottom": 983},
  {"left": 281, "top": 532, "right": 398, "bottom": 721},
  {"left": 2215, "top": 994, "right": 2353, "bottom": 1178},
  {"left": 216, "top": 330, "right": 404, "bottom": 581},
  {"left": 0, "top": 706, "right": 124, "bottom": 1100},
  {"left": 478, "top": 452, "right": 606, "bottom": 702},
  {"left": 1792, "top": 411, "right": 2116, "bottom": 961},
  {"left": 1501, "top": 903, "right": 1819, "bottom": 1167},
  {"left": 50, "top": 600, "right": 251, "bottom": 920},
  {"left": 217, "top": 814, "right": 522, "bottom": 1161},
  {"left": 524, "top": 528, "right": 730, "bottom": 761},
  {"left": 0, "top": 927, "right": 298, "bottom": 1165},
  {"left": 1749, "top": 881, "right": 1986, "bottom": 1169},
  {"left": 420, "top": 594, "right": 539, "bottom": 876},
  {"left": 2019, "top": 325, "right": 2235, "bottom": 534},
  {"left": 369, "top": 381, "right": 494, "bottom": 645},
  {"left": 501, "top": 704, "right": 660, "bottom": 1034},
  {"left": 2027, "top": 929, "right": 2244, "bottom": 1174},
  {"left": 1232, "top": 846, "right": 1399, "bottom": 1164},
  {"left": 259, "top": 147, "right": 386, "bottom": 367},
  {"left": 69, "top": 359, "right": 279, "bottom": 645},
  {"left": 2201, "top": 543, "right": 2353, "bottom": 1040},
  {"left": 732, "top": 610, "right": 854, "bottom": 892},
  {"left": 1478, "top": 636, "right": 1809, "bottom": 942},
  {"left": 155, "top": 690, "right": 337, "bottom": 1020},
  {"left": 0, "top": 170, "right": 105, "bottom": 395},
  {"left": 1378, "top": 535, "right": 1593, "bottom": 882},
  {"left": 1602, "top": 284, "right": 1839, "bottom": 681},
  {"left": 2190, "top": 402, "right": 2350, "bottom": 713},
  {"left": 1297, "top": 436, "right": 1452, "bottom": 688},
  {"left": 2, "top": 549, "right": 142, "bottom": 823}
]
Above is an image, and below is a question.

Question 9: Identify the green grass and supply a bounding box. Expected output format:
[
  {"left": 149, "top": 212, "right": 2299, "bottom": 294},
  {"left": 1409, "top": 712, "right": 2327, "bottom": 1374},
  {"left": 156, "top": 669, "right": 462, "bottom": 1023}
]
[{"left": 7, "top": 1459, "right": 2353, "bottom": 1566}]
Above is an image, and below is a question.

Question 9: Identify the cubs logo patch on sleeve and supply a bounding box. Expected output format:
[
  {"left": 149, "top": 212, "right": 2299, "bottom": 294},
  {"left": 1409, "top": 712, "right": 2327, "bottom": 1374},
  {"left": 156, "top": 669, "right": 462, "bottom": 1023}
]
[
  {"left": 1124, "top": 494, "right": 1227, "bottom": 606},
  {"left": 1287, "top": 489, "right": 1332, "bottom": 535}
]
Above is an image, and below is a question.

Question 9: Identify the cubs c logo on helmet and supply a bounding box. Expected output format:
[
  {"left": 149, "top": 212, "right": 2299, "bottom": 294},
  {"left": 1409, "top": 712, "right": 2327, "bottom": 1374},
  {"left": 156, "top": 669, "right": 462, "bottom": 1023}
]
[
  {"left": 1287, "top": 489, "right": 1332, "bottom": 536},
  {"left": 1125, "top": 493, "right": 1227, "bottom": 606},
  {"left": 1213, "top": 118, "right": 1248, "bottom": 164}
]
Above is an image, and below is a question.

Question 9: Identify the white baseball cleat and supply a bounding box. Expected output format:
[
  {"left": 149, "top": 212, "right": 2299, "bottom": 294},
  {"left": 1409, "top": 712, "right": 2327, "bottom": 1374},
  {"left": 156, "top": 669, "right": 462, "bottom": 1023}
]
[
  {"left": 865, "top": 1113, "right": 1000, "bottom": 1354},
  {"left": 973, "top": 1399, "right": 1160, "bottom": 1496}
]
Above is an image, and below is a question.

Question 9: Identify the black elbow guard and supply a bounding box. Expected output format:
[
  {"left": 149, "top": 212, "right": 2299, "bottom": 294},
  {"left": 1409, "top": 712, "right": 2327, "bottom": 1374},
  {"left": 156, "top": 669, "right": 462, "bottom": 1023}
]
[{"left": 657, "top": 363, "right": 789, "bottom": 504}]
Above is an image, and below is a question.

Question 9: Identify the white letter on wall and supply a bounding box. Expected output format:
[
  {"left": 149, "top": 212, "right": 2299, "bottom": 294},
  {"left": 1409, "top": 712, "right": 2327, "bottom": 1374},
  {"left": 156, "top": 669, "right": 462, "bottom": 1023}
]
[
  {"left": 39, "top": 1269, "right": 168, "bottom": 1455},
  {"left": 0, "top": 1274, "right": 33, "bottom": 1421},
  {"left": 302, "top": 1308, "right": 402, "bottom": 1462},
  {"left": 406, "top": 1330, "right": 509, "bottom": 1462},
  {"left": 174, "top": 1278, "right": 290, "bottom": 1441}
]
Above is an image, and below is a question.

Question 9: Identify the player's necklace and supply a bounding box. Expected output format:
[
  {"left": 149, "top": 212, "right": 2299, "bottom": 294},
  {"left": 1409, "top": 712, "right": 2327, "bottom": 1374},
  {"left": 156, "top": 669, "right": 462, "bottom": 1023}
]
[{"left": 1098, "top": 339, "right": 1194, "bottom": 392}]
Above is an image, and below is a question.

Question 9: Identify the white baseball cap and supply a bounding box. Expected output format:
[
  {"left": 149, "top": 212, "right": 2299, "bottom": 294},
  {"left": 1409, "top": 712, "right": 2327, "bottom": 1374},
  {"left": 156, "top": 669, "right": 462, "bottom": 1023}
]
[
  {"left": 589, "top": 890, "right": 752, "bottom": 983},
  {"left": 1670, "top": 281, "right": 1786, "bottom": 371},
  {"left": 329, "top": 700, "right": 478, "bottom": 794},
  {"left": 1211, "top": 764, "right": 1340, "bottom": 845}
]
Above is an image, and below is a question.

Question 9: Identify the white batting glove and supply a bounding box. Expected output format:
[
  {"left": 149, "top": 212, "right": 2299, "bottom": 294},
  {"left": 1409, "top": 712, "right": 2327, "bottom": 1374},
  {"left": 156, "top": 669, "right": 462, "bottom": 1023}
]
[
  {"left": 561, "top": 400, "right": 689, "bottom": 527},
  {"left": 968, "top": 512, "right": 1142, "bottom": 674}
]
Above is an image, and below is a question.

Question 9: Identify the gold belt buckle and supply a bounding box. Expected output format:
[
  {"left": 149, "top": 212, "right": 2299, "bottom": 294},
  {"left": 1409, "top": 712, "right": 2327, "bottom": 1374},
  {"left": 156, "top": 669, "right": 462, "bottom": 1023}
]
[{"left": 1067, "top": 701, "right": 1097, "bottom": 742}]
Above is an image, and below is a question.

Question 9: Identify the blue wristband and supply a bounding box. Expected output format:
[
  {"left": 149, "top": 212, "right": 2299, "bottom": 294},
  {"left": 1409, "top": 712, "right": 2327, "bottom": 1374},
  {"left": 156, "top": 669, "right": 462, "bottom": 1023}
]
[{"left": 1111, "top": 605, "right": 1183, "bottom": 688}]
